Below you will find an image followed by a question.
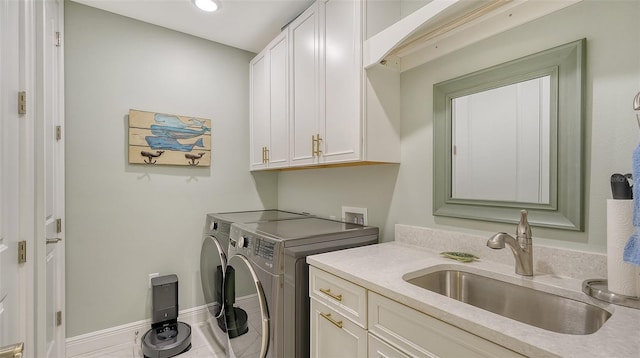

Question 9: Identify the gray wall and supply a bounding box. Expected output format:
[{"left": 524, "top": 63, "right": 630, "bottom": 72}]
[
  {"left": 278, "top": 0, "right": 640, "bottom": 250},
  {"left": 64, "top": 2, "right": 277, "bottom": 337}
]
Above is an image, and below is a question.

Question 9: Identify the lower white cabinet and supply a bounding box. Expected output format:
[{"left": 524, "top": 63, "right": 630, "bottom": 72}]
[
  {"left": 368, "top": 292, "right": 524, "bottom": 358},
  {"left": 309, "top": 267, "right": 525, "bottom": 358},
  {"left": 310, "top": 298, "right": 367, "bottom": 358}
]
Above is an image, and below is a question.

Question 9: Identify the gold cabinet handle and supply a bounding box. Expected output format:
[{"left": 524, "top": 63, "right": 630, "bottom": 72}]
[
  {"left": 311, "top": 134, "right": 323, "bottom": 157},
  {"left": 319, "top": 288, "right": 342, "bottom": 302},
  {"left": 320, "top": 312, "right": 343, "bottom": 329},
  {"left": 46, "top": 238, "right": 62, "bottom": 244},
  {"left": 0, "top": 342, "right": 24, "bottom": 358},
  {"left": 315, "top": 134, "right": 322, "bottom": 156},
  {"left": 311, "top": 135, "right": 317, "bottom": 157},
  {"left": 264, "top": 147, "right": 269, "bottom": 163}
]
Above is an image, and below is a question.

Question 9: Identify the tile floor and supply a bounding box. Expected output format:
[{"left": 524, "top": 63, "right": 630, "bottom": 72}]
[
  {"left": 71, "top": 322, "right": 225, "bottom": 358},
  {"left": 72, "top": 294, "right": 263, "bottom": 358}
]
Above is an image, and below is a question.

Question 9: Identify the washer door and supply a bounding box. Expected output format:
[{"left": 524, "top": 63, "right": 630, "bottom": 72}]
[
  {"left": 199, "top": 236, "right": 227, "bottom": 335},
  {"left": 225, "top": 255, "right": 269, "bottom": 358}
]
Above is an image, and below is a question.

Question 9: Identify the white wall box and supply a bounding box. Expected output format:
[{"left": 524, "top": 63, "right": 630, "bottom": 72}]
[
  {"left": 310, "top": 266, "right": 523, "bottom": 358},
  {"left": 250, "top": 30, "right": 290, "bottom": 170},
  {"left": 250, "top": 0, "right": 401, "bottom": 171}
]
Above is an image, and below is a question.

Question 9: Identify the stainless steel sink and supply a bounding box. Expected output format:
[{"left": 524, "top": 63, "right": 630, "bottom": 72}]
[{"left": 405, "top": 270, "right": 611, "bottom": 335}]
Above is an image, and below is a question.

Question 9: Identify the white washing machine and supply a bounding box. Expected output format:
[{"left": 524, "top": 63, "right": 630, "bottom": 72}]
[
  {"left": 199, "top": 210, "right": 310, "bottom": 356},
  {"left": 226, "top": 217, "right": 378, "bottom": 358}
]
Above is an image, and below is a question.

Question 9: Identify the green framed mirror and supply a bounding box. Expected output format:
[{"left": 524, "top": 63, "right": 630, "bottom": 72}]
[{"left": 433, "top": 39, "right": 585, "bottom": 230}]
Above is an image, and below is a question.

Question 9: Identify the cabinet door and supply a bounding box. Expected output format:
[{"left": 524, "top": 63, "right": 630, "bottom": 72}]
[
  {"left": 320, "top": 0, "right": 362, "bottom": 164},
  {"left": 249, "top": 51, "right": 269, "bottom": 170},
  {"left": 289, "top": 3, "right": 320, "bottom": 167},
  {"left": 250, "top": 32, "right": 289, "bottom": 170},
  {"left": 266, "top": 31, "right": 289, "bottom": 168},
  {"left": 311, "top": 298, "right": 367, "bottom": 358}
]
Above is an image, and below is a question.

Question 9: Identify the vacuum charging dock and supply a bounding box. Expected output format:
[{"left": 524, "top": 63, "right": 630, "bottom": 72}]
[{"left": 142, "top": 274, "right": 192, "bottom": 358}]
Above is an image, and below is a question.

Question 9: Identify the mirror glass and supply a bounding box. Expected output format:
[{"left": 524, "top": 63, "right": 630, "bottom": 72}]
[
  {"left": 451, "top": 75, "right": 551, "bottom": 204},
  {"left": 433, "top": 39, "right": 585, "bottom": 231}
]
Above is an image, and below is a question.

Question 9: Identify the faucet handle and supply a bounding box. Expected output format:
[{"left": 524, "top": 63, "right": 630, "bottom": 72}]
[{"left": 516, "top": 209, "right": 532, "bottom": 241}]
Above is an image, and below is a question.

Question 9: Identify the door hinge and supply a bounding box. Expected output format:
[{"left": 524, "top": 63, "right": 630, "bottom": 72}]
[
  {"left": 55, "top": 31, "right": 61, "bottom": 47},
  {"left": 56, "top": 311, "right": 62, "bottom": 326},
  {"left": 56, "top": 218, "right": 62, "bottom": 234},
  {"left": 18, "top": 91, "right": 26, "bottom": 114},
  {"left": 56, "top": 126, "right": 62, "bottom": 141},
  {"left": 18, "top": 241, "right": 26, "bottom": 264}
]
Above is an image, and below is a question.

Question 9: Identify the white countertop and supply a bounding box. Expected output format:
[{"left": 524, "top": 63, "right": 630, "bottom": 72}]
[{"left": 307, "top": 241, "right": 640, "bottom": 358}]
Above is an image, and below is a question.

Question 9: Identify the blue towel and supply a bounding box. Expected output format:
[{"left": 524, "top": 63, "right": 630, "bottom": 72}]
[{"left": 624, "top": 143, "right": 640, "bottom": 266}]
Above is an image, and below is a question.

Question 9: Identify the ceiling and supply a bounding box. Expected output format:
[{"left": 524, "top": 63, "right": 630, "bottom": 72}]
[{"left": 71, "top": 0, "right": 315, "bottom": 53}]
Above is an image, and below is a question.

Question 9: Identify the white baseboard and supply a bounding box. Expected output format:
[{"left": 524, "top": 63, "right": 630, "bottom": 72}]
[{"left": 66, "top": 305, "right": 210, "bottom": 357}]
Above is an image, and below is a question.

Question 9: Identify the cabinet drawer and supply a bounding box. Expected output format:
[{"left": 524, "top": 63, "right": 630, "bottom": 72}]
[
  {"left": 368, "top": 333, "right": 410, "bottom": 358},
  {"left": 368, "top": 292, "right": 524, "bottom": 358},
  {"left": 310, "top": 266, "right": 367, "bottom": 327},
  {"left": 311, "top": 298, "right": 367, "bottom": 358}
]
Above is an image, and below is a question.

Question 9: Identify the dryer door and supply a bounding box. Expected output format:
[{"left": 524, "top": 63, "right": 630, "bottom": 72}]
[
  {"left": 199, "top": 236, "right": 228, "bottom": 347},
  {"left": 225, "top": 255, "right": 270, "bottom": 358}
]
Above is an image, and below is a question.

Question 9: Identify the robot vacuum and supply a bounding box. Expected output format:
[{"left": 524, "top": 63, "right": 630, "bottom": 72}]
[{"left": 141, "top": 274, "right": 192, "bottom": 358}]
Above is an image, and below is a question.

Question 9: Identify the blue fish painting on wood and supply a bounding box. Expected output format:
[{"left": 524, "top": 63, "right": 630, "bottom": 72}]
[{"left": 128, "top": 109, "right": 212, "bottom": 166}]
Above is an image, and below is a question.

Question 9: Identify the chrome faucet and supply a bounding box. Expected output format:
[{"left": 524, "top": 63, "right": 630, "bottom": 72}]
[{"left": 487, "top": 210, "right": 533, "bottom": 276}]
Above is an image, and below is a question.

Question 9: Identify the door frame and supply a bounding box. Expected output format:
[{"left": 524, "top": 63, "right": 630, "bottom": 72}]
[
  {"left": 17, "top": 0, "right": 65, "bottom": 355},
  {"left": 17, "top": 0, "right": 36, "bottom": 356},
  {"left": 34, "top": 0, "right": 66, "bottom": 355}
]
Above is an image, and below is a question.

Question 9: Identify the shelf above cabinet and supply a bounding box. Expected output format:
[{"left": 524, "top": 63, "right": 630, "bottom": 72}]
[{"left": 363, "top": 0, "right": 583, "bottom": 72}]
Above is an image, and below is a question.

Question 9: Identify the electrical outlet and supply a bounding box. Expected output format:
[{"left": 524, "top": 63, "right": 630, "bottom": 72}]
[
  {"left": 341, "top": 206, "right": 368, "bottom": 225},
  {"left": 148, "top": 273, "right": 159, "bottom": 288}
]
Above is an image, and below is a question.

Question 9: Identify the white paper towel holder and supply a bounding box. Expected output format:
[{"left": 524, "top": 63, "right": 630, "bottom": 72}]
[{"left": 583, "top": 279, "right": 640, "bottom": 309}]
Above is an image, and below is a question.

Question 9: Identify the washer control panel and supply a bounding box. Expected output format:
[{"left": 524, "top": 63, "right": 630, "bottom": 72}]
[{"left": 229, "top": 225, "right": 281, "bottom": 274}]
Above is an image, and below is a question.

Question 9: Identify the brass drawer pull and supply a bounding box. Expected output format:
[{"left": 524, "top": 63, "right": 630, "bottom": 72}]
[
  {"left": 320, "top": 312, "right": 343, "bottom": 329},
  {"left": 319, "top": 288, "right": 342, "bottom": 302},
  {"left": 0, "top": 342, "right": 23, "bottom": 358},
  {"left": 311, "top": 134, "right": 323, "bottom": 157}
]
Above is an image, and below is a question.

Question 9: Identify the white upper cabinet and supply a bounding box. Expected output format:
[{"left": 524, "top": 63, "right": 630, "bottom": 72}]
[
  {"left": 289, "top": 3, "right": 320, "bottom": 167},
  {"left": 319, "top": 0, "right": 362, "bottom": 164},
  {"left": 250, "top": 30, "right": 290, "bottom": 170},
  {"left": 251, "top": 0, "right": 401, "bottom": 171}
]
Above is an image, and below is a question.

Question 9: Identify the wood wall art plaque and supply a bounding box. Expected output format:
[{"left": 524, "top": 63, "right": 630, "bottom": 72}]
[{"left": 128, "top": 109, "right": 211, "bottom": 167}]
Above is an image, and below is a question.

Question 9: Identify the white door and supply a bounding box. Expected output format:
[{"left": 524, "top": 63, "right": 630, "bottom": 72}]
[
  {"left": 0, "top": 0, "right": 25, "bottom": 355},
  {"left": 39, "top": 0, "right": 65, "bottom": 356}
]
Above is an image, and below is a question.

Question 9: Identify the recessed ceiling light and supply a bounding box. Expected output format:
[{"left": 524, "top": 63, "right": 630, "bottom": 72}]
[{"left": 193, "top": 0, "right": 219, "bottom": 12}]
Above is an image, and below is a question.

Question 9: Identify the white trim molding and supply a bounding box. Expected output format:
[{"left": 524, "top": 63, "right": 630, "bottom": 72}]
[{"left": 65, "top": 305, "right": 210, "bottom": 357}]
